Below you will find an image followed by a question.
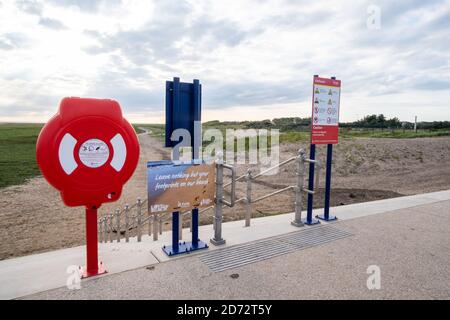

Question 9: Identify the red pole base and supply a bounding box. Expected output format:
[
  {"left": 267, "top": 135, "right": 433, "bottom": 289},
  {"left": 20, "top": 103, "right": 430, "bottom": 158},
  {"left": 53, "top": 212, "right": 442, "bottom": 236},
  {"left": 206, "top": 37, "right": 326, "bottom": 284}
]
[
  {"left": 82, "top": 207, "right": 108, "bottom": 278},
  {"left": 81, "top": 261, "right": 108, "bottom": 279}
]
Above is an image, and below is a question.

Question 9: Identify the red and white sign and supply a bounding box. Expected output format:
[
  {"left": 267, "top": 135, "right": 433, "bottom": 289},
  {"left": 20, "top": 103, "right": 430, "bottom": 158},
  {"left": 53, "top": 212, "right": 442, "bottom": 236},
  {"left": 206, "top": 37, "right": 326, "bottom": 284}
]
[
  {"left": 36, "top": 97, "right": 139, "bottom": 208},
  {"left": 310, "top": 76, "right": 341, "bottom": 144},
  {"left": 36, "top": 97, "right": 140, "bottom": 277}
]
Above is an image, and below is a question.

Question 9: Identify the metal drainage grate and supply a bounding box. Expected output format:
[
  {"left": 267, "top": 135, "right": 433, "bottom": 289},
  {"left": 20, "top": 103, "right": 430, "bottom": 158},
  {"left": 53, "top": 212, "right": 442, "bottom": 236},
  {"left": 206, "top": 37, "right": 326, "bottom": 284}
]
[{"left": 199, "top": 225, "right": 352, "bottom": 272}]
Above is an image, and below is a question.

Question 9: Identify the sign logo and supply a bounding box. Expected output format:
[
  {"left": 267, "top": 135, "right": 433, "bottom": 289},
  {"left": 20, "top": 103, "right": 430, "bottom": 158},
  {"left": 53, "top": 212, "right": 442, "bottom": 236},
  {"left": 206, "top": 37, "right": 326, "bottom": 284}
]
[{"left": 79, "top": 139, "right": 110, "bottom": 168}]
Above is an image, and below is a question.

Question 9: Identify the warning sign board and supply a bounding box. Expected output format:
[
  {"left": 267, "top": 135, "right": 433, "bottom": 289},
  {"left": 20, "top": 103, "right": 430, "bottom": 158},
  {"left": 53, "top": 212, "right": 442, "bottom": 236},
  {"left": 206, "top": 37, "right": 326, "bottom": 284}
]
[{"left": 311, "top": 76, "right": 341, "bottom": 144}]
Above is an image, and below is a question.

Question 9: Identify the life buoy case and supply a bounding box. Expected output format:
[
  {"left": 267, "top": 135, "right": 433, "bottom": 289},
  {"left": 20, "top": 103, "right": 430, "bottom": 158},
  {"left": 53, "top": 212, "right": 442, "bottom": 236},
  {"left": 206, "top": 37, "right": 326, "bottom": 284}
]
[{"left": 36, "top": 97, "right": 140, "bottom": 208}]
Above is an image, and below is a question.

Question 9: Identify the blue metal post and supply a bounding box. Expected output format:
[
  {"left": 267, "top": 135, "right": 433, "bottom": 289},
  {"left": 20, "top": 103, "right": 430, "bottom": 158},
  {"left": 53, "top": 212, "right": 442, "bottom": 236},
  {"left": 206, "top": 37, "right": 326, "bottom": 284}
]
[
  {"left": 192, "top": 208, "right": 199, "bottom": 248},
  {"left": 303, "top": 144, "right": 320, "bottom": 225},
  {"left": 193, "top": 79, "right": 201, "bottom": 160},
  {"left": 172, "top": 211, "right": 179, "bottom": 253},
  {"left": 317, "top": 144, "right": 337, "bottom": 221},
  {"left": 192, "top": 79, "right": 201, "bottom": 250},
  {"left": 162, "top": 210, "right": 191, "bottom": 256},
  {"left": 165, "top": 81, "right": 173, "bottom": 148},
  {"left": 162, "top": 77, "right": 208, "bottom": 256}
]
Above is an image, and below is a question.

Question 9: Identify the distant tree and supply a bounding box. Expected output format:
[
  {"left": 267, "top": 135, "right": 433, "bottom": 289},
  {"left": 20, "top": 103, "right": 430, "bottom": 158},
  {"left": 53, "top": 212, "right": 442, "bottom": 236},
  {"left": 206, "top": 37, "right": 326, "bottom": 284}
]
[
  {"left": 376, "top": 114, "right": 386, "bottom": 127},
  {"left": 387, "top": 117, "right": 401, "bottom": 128}
]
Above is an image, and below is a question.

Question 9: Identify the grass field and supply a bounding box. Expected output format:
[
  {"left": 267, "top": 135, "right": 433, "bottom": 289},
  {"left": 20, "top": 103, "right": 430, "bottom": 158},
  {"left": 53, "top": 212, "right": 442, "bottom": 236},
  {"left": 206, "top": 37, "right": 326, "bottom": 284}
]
[
  {"left": 279, "top": 128, "right": 450, "bottom": 142},
  {"left": 0, "top": 123, "right": 43, "bottom": 189},
  {"left": 139, "top": 123, "right": 450, "bottom": 143},
  {"left": 134, "top": 123, "right": 165, "bottom": 140}
]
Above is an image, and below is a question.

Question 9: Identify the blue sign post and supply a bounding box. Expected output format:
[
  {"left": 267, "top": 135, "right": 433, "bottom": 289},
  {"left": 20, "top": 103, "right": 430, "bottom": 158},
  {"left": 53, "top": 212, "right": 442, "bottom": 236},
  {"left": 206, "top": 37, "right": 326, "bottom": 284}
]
[
  {"left": 316, "top": 143, "right": 337, "bottom": 221},
  {"left": 303, "top": 143, "right": 320, "bottom": 225},
  {"left": 161, "top": 77, "right": 208, "bottom": 256},
  {"left": 305, "top": 75, "right": 341, "bottom": 224}
]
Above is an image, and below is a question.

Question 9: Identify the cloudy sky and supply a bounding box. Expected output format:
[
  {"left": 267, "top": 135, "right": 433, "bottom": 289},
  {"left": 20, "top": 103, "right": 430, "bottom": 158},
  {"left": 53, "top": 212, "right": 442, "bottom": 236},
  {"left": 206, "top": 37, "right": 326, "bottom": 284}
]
[{"left": 0, "top": 0, "right": 449, "bottom": 123}]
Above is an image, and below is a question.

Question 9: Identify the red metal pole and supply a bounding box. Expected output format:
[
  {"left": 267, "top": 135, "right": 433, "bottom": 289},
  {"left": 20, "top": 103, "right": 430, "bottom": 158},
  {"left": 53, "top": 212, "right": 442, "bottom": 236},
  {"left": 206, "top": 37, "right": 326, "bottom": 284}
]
[{"left": 85, "top": 207, "right": 99, "bottom": 277}]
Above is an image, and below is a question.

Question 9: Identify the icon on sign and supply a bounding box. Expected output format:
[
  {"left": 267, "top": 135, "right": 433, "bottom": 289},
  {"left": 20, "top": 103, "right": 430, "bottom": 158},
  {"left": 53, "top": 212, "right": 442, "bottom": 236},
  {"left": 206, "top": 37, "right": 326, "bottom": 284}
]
[
  {"left": 328, "top": 99, "right": 332, "bottom": 105},
  {"left": 314, "top": 116, "right": 318, "bottom": 123},
  {"left": 327, "top": 108, "right": 332, "bottom": 114},
  {"left": 315, "top": 88, "right": 320, "bottom": 94},
  {"left": 328, "top": 89, "right": 332, "bottom": 95},
  {"left": 314, "top": 98, "right": 319, "bottom": 104},
  {"left": 327, "top": 117, "right": 331, "bottom": 124},
  {"left": 314, "top": 107, "right": 319, "bottom": 113}
]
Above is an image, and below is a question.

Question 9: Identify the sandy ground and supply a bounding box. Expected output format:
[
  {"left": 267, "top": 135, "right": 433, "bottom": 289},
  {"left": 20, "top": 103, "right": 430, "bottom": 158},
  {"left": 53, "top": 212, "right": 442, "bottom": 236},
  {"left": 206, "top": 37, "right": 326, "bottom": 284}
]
[
  {"left": 0, "top": 134, "right": 449, "bottom": 260},
  {"left": 223, "top": 137, "right": 450, "bottom": 222}
]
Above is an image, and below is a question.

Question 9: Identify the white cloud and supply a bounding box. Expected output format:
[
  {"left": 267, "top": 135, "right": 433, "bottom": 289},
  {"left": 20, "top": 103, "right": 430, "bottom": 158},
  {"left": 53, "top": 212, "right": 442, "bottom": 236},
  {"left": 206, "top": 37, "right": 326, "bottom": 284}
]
[{"left": 0, "top": 0, "right": 449, "bottom": 123}]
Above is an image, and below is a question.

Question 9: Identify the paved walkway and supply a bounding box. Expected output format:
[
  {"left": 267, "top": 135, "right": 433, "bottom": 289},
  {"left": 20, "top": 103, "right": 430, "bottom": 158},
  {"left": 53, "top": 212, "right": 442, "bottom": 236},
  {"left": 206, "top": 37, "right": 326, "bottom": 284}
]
[{"left": 1, "top": 190, "right": 449, "bottom": 300}]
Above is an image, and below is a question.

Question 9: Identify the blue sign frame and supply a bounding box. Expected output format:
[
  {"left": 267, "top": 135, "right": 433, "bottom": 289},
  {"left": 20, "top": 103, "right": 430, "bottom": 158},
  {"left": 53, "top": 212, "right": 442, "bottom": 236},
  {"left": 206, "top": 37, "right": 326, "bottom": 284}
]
[
  {"left": 160, "top": 77, "right": 207, "bottom": 257},
  {"left": 165, "top": 77, "right": 201, "bottom": 151}
]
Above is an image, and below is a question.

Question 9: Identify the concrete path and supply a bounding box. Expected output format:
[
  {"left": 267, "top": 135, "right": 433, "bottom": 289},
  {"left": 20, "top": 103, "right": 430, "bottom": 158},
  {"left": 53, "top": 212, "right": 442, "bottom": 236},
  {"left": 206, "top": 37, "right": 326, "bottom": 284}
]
[{"left": 1, "top": 190, "right": 449, "bottom": 300}]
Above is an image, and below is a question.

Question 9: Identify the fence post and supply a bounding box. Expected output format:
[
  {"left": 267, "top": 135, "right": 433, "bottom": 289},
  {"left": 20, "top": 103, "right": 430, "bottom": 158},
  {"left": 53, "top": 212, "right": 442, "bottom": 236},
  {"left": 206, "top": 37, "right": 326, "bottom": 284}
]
[
  {"left": 124, "top": 204, "right": 130, "bottom": 243},
  {"left": 109, "top": 213, "right": 114, "bottom": 243},
  {"left": 137, "top": 198, "right": 142, "bottom": 242},
  {"left": 211, "top": 156, "right": 225, "bottom": 245},
  {"left": 98, "top": 218, "right": 103, "bottom": 243},
  {"left": 153, "top": 213, "right": 158, "bottom": 241},
  {"left": 178, "top": 212, "right": 183, "bottom": 240},
  {"left": 292, "top": 149, "right": 305, "bottom": 227},
  {"left": 115, "top": 209, "right": 121, "bottom": 242},
  {"left": 148, "top": 213, "right": 152, "bottom": 237},
  {"left": 103, "top": 217, "right": 107, "bottom": 243},
  {"left": 100, "top": 217, "right": 104, "bottom": 243},
  {"left": 245, "top": 169, "right": 252, "bottom": 227}
]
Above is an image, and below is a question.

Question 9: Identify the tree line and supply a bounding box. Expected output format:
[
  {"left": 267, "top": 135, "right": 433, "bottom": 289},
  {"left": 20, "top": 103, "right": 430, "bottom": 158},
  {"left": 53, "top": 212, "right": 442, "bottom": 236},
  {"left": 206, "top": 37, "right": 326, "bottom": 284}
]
[{"left": 205, "top": 115, "right": 450, "bottom": 131}]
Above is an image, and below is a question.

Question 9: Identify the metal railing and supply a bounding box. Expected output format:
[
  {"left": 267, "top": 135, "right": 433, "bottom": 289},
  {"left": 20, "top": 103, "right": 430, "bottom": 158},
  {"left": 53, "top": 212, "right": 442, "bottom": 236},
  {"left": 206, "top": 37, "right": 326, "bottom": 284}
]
[
  {"left": 210, "top": 148, "right": 320, "bottom": 243},
  {"left": 98, "top": 148, "right": 320, "bottom": 246},
  {"left": 98, "top": 198, "right": 159, "bottom": 243}
]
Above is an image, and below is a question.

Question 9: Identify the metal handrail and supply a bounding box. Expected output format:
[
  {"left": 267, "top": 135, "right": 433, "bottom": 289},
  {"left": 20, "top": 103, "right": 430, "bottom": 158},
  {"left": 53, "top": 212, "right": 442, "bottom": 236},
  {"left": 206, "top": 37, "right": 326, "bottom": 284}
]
[
  {"left": 251, "top": 185, "right": 295, "bottom": 203},
  {"left": 99, "top": 148, "right": 321, "bottom": 245},
  {"left": 223, "top": 155, "right": 297, "bottom": 188}
]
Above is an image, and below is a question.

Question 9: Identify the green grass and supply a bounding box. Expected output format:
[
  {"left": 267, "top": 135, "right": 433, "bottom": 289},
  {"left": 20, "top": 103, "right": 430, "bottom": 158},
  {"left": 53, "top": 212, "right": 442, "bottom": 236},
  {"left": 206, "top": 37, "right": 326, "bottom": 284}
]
[
  {"left": 279, "top": 131, "right": 310, "bottom": 143},
  {"left": 132, "top": 125, "right": 145, "bottom": 134},
  {"left": 139, "top": 123, "right": 450, "bottom": 144},
  {"left": 134, "top": 123, "right": 165, "bottom": 141},
  {"left": 339, "top": 128, "right": 450, "bottom": 139},
  {"left": 279, "top": 128, "right": 450, "bottom": 141},
  {"left": 0, "top": 123, "right": 43, "bottom": 188}
]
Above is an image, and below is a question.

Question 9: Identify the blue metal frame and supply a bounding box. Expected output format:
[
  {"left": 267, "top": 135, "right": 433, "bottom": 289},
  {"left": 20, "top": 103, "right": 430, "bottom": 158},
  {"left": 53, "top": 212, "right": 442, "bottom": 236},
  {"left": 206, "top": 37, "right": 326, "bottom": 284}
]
[
  {"left": 165, "top": 77, "right": 202, "bottom": 151},
  {"left": 317, "top": 144, "right": 337, "bottom": 221},
  {"left": 189, "top": 208, "right": 208, "bottom": 251},
  {"left": 303, "top": 144, "right": 320, "bottom": 225},
  {"left": 162, "top": 77, "right": 207, "bottom": 257}
]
